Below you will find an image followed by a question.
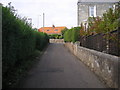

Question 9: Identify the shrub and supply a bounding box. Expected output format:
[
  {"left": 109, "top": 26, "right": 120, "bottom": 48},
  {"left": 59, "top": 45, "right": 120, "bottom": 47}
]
[
  {"left": 72, "top": 29, "right": 80, "bottom": 43},
  {"left": 64, "top": 29, "right": 71, "bottom": 42},
  {"left": 64, "top": 27, "right": 80, "bottom": 43},
  {"left": 49, "top": 34, "right": 63, "bottom": 39},
  {"left": 86, "top": 3, "right": 120, "bottom": 36},
  {"left": 61, "top": 28, "right": 68, "bottom": 36}
]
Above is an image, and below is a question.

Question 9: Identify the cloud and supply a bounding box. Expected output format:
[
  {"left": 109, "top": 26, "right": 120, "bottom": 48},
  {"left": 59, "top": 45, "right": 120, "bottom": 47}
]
[{"left": 1, "top": 0, "right": 78, "bottom": 28}]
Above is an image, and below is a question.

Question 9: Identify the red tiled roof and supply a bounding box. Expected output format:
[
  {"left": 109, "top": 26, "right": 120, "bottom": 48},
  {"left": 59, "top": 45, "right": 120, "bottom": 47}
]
[{"left": 38, "top": 26, "right": 66, "bottom": 34}]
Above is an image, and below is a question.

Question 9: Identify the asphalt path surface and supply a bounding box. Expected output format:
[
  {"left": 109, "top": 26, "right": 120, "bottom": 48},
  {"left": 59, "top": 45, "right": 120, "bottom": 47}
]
[{"left": 19, "top": 43, "right": 105, "bottom": 88}]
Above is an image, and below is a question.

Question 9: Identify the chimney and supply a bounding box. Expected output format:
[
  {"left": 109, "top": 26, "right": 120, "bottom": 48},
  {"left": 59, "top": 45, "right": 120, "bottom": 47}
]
[{"left": 52, "top": 25, "right": 55, "bottom": 28}]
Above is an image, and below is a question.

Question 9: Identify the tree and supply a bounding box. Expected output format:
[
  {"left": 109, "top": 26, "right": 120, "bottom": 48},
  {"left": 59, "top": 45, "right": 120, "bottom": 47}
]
[{"left": 61, "top": 27, "right": 68, "bottom": 36}]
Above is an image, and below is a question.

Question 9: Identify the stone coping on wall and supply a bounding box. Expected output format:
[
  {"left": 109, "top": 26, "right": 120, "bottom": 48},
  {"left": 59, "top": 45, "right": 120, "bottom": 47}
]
[{"left": 77, "top": 45, "right": 119, "bottom": 62}]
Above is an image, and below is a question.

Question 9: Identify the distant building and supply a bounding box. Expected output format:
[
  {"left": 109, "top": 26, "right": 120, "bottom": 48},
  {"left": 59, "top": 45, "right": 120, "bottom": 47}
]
[
  {"left": 77, "top": 0, "right": 119, "bottom": 26},
  {"left": 38, "top": 25, "right": 66, "bottom": 35}
]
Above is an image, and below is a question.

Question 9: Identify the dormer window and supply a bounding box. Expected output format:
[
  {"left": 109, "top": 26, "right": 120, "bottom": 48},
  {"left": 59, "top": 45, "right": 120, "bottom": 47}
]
[
  {"left": 54, "top": 29, "right": 58, "bottom": 31},
  {"left": 89, "top": 5, "right": 96, "bottom": 17}
]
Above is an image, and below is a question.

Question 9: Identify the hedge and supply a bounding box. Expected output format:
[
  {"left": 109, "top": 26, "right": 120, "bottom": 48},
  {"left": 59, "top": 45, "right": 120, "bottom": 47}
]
[
  {"left": 64, "top": 27, "right": 80, "bottom": 43},
  {"left": 2, "top": 6, "right": 49, "bottom": 87},
  {"left": 49, "top": 34, "right": 63, "bottom": 39}
]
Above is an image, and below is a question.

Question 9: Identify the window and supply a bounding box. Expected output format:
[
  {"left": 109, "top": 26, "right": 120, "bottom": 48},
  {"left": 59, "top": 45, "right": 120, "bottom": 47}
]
[
  {"left": 113, "top": 5, "right": 116, "bottom": 12},
  {"left": 113, "top": 5, "right": 116, "bottom": 9},
  {"left": 109, "top": 5, "right": 112, "bottom": 9},
  {"left": 54, "top": 29, "right": 58, "bottom": 31},
  {"left": 89, "top": 6, "right": 96, "bottom": 17},
  {"left": 47, "top": 30, "right": 49, "bottom": 31}
]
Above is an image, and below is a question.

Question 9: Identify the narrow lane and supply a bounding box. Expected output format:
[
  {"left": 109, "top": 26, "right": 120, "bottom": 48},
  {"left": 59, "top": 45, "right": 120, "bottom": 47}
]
[{"left": 19, "top": 43, "right": 105, "bottom": 88}]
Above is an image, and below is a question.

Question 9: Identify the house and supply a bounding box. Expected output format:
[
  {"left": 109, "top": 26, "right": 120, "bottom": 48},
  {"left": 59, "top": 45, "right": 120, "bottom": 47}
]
[
  {"left": 77, "top": 0, "right": 119, "bottom": 26},
  {"left": 38, "top": 25, "right": 66, "bottom": 35}
]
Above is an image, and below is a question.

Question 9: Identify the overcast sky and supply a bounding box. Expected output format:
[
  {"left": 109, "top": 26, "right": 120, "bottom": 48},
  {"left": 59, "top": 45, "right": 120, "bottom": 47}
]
[{"left": 1, "top": 0, "right": 78, "bottom": 29}]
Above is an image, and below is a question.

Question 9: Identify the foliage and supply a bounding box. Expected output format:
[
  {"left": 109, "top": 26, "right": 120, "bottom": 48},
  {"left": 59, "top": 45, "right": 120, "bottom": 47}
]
[
  {"left": 49, "top": 34, "right": 63, "bottom": 39},
  {"left": 102, "top": 8, "right": 119, "bottom": 33},
  {"left": 34, "top": 31, "right": 49, "bottom": 50},
  {"left": 71, "top": 27, "right": 80, "bottom": 43},
  {"left": 88, "top": 17, "right": 103, "bottom": 34},
  {"left": 80, "top": 23, "right": 87, "bottom": 36},
  {"left": 2, "top": 5, "right": 49, "bottom": 88},
  {"left": 61, "top": 27, "right": 68, "bottom": 36},
  {"left": 64, "top": 29, "right": 72, "bottom": 42},
  {"left": 64, "top": 27, "right": 80, "bottom": 43}
]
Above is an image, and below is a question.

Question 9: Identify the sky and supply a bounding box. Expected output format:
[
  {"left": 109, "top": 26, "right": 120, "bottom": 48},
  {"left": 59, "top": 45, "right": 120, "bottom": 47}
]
[{"left": 1, "top": 0, "right": 78, "bottom": 29}]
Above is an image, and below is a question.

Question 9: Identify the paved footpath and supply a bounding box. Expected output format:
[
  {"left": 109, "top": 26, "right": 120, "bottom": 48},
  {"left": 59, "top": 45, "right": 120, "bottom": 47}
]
[{"left": 18, "top": 43, "right": 105, "bottom": 88}]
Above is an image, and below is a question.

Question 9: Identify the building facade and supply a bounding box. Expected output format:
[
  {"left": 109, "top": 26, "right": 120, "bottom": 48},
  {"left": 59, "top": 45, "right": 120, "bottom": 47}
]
[
  {"left": 77, "top": 0, "right": 119, "bottom": 26},
  {"left": 38, "top": 25, "right": 66, "bottom": 35}
]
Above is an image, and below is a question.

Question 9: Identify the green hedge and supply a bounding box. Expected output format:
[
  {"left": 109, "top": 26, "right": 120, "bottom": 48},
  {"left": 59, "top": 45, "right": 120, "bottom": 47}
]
[
  {"left": 49, "top": 34, "right": 63, "bottom": 39},
  {"left": 64, "top": 27, "right": 80, "bottom": 43},
  {"left": 2, "top": 6, "right": 49, "bottom": 87},
  {"left": 34, "top": 31, "right": 49, "bottom": 50}
]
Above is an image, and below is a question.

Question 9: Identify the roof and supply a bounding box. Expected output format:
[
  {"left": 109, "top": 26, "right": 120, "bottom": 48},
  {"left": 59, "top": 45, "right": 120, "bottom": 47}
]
[
  {"left": 39, "top": 27, "right": 66, "bottom": 30},
  {"left": 38, "top": 26, "right": 66, "bottom": 34},
  {"left": 78, "top": 0, "right": 119, "bottom": 3}
]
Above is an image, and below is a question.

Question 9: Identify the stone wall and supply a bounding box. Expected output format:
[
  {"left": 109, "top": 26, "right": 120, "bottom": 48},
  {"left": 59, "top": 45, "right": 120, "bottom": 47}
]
[
  {"left": 64, "top": 42, "right": 119, "bottom": 88},
  {"left": 50, "top": 39, "right": 64, "bottom": 43}
]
